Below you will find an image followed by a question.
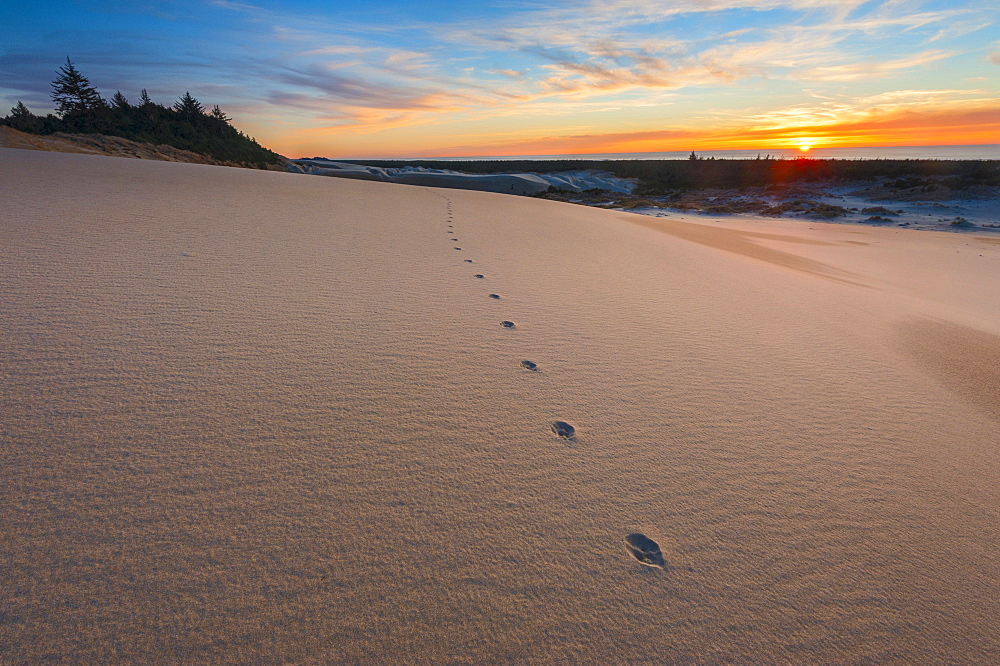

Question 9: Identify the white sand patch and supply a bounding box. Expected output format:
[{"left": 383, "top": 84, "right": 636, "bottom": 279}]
[{"left": 1, "top": 148, "right": 998, "bottom": 662}]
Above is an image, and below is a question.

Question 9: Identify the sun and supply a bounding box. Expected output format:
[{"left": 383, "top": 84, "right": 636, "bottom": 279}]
[{"left": 794, "top": 137, "right": 817, "bottom": 152}]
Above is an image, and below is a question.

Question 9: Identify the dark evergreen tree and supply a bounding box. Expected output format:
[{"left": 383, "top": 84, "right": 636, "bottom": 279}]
[
  {"left": 210, "top": 105, "right": 231, "bottom": 123},
  {"left": 173, "top": 92, "right": 203, "bottom": 117},
  {"left": 111, "top": 90, "right": 130, "bottom": 109},
  {"left": 6, "top": 58, "right": 284, "bottom": 168},
  {"left": 50, "top": 57, "right": 103, "bottom": 116},
  {"left": 10, "top": 101, "right": 31, "bottom": 118},
  {"left": 7, "top": 101, "right": 38, "bottom": 132}
]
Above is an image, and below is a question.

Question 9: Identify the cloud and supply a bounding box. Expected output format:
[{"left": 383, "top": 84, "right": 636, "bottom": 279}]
[
  {"left": 489, "top": 69, "right": 524, "bottom": 79},
  {"left": 297, "top": 46, "right": 367, "bottom": 57},
  {"left": 210, "top": 0, "right": 260, "bottom": 13},
  {"left": 990, "top": 51, "right": 1000, "bottom": 65},
  {"left": 275, "top": 65, "right": 444, "bottom": 112},
  {"left": 741, "top": 91, "right": 1000, "bottom": 145},
  {"left": 697, "top": 33, "right": 841, "bottom": 78},
  {"left": 383, "top": 51, "right": 434, "bottom": 75},
  {"left": 245, "top": 0, "right": 992, "bottom": 144},
  {"left": 799, "top": 50, "right": 953, "bottom": 81},
  {"left": 432, "top": 0, "right": 974, "bottom": 106}
]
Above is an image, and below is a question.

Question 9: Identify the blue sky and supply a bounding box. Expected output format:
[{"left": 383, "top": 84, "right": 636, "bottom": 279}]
[{"left": 2, "top": 0, "right": 998, "bottom": 156}]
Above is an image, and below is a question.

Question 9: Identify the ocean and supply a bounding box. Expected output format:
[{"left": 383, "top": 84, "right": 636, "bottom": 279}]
[{"left": 360, "top": 144, "right": 1000, "bottom": 162}]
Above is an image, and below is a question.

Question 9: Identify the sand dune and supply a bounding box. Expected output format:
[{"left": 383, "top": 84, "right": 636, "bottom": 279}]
[{"left": 1, "top": 148, "right": 998, "bottom": 662}]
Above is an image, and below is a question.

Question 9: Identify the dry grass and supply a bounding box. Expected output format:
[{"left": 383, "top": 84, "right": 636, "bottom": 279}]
[{"left": 0, "top": 127, "right": 288, "bottom": 170}]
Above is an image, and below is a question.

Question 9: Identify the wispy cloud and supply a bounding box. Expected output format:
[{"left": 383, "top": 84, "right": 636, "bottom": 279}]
[
  {"left": 799, "top": 50, "right": 953, "bottom": 81},
  {"left": 747, "top": 89, "right": 995, "bottom": 129},
  {"left": 209, "top": 0, "right": 260, "bottom": 12},
  {"left": 490, "top": 69, "right": 525, "bottom": 79}
]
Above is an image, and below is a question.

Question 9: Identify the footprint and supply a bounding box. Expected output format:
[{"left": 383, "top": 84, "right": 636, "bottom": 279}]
[
  {"left": 474, "top": 274, "right": 484, "bottom": 279},
  {"left": 489, "top": 294, "right": 501, "bottom": 299},
  {"left": 551, "top": 421, "right": 575, "bottom": 438},
  {"left": 624, "top": 534, "right": 665, "bottom": 568},
  {"left": 520, "top": 360, "right": 539, "bottom": 371},
  {"left": 500, "top": 320, "right": 516, "bottom": 329}
]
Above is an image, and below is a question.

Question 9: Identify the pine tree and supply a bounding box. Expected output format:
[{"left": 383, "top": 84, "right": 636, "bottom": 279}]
[
  {"left": 50, "top": 57, "right": 103, "bottom": 116},
  {"left": 210, "top": 105, "right": 231, "bottom": 123},
  {"left": 173, "top": 92, "right": 203, "bottom": 117},
  {"left": 7, "top": 101, "right": 37, "bottom": 131},
  {"left": 8, "top": 57, "right": 283, "bottom": 167},
  {"left": 10, "top": 101, "right": 31, "bottom": 120},
  {"left": 111, "top": 90, "right": 130, "bottom": 109}
]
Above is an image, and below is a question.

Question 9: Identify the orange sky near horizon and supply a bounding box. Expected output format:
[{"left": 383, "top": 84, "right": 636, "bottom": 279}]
[{"left": 270, "top": 100, "right": 1000, "bottom": 158}]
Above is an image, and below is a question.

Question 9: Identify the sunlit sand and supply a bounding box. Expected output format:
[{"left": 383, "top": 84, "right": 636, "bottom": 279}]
[{"left": 2, "top": 149, "right": 998, "bottom": 662}]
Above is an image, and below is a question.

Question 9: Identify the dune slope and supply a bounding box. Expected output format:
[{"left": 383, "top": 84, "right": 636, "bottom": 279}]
[{"left": 1, "top": 148, "right": 998, "bottom": 663}]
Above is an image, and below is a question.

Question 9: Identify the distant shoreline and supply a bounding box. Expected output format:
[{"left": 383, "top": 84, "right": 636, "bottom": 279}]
[{"left": 316, "top": 144, "right": 1000, "bottom": 162}]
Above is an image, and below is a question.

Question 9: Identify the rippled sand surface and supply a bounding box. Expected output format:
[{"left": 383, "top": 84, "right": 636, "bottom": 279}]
[{"left": 2, "top": 149, "right": 998, "bottom": 662}]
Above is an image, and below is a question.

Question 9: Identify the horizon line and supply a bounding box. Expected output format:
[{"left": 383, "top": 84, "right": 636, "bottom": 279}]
[{"left": 293, "top": 143, "right": 1000, "bottom": 162}]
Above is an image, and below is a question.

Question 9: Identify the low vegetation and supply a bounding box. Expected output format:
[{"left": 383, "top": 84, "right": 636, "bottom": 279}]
[
  {"left": 2, "top": 58, "right": 284, "bottom": 168},
  {"left": 343, "top": 155, "right": 1000, "bottom": 194}
]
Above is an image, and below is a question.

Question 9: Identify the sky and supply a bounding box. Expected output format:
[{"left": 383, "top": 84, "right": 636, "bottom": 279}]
[{"left": 2, "top": 0, "right": 998, "bottom": 158}]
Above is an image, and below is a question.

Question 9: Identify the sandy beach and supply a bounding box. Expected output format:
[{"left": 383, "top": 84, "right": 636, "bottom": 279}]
[{"left": 2, "top": 148, "right": 998, "bottom": 662}]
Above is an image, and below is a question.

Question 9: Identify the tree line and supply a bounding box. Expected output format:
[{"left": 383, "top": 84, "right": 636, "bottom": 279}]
[{"left": 2, "top": 58, "right": 284, "bottom": 168}]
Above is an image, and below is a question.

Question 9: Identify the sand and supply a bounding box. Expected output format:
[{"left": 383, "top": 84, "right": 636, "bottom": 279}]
[{"left": 1, "top": 147, "right": 998, "bottom": 663}]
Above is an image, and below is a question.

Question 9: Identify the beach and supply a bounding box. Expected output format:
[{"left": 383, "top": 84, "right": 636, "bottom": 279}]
[{"left": 1, "top": 148, "right": 998, "bottom": 662}]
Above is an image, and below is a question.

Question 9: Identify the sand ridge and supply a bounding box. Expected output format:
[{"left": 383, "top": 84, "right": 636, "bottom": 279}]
[
  {"left": 618, "top": 212, "right": 869, "bottom": 286},
  {"left": 900, "top": 318, "right": 1000, "bottom": 421}
]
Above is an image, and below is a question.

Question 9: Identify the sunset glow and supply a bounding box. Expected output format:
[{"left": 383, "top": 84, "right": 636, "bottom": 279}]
[{"left": 3, "top": 1, "right": 998, "bottom": 157}]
